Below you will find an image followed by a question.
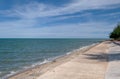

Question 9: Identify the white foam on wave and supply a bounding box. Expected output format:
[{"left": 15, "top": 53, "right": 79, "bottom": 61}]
[
  {"left": 30, "top": 55, "right": 64, "bottom": 67},
  {"left": 1, "top": 71, "right": 18, "bottom": 79},
  {"left": 31, "top": 59, "right": 50, "bottom": 67},
  {"left": 27, "top": 54, "right": 66, "bottom": 70},
  {"left": 2, "top": 59, "right": 50, "bottom": 79},
  {"left": 2, "top": 57, "right": 59, "bottom": 79}
]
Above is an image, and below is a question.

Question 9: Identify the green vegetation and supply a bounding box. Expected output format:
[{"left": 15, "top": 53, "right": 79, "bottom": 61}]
[{"left": 110, "top": 24, "right": 120, "bottom": 40}]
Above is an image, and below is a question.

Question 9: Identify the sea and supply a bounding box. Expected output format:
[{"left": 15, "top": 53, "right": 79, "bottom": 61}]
[{"left": 0, "top": 38, "right": 105, "bottom": 78}]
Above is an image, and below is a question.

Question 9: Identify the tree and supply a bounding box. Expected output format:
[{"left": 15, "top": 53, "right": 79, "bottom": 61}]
[{"left": 109, "top": 24, "right": 120, "bottom": 40}]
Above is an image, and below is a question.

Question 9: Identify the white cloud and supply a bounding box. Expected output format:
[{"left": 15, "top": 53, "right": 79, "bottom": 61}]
[
  {"left": 0, "top": 0, "right": 119, "bottom": 38},
  {"left": 1, "top": 0, "right": 120, "bottom": 19}
]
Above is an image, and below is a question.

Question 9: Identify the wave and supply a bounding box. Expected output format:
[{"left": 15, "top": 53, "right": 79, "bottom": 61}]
[{"left": 1, "top": 71, "right": 17, "bottom": 79}]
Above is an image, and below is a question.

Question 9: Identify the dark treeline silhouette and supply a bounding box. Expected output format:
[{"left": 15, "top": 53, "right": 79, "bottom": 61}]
[{"left": 110, "top": 24, "right": 120, "bottom": 40}]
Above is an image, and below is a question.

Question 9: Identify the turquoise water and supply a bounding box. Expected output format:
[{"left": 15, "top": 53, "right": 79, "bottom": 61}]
[{"left": 0, "top": 38, "right": 105, "bottom": 78}]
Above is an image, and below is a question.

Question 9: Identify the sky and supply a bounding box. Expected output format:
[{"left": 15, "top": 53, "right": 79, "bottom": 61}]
[{"left": 0, "top": 0, "right": 120, "bottom": 38}]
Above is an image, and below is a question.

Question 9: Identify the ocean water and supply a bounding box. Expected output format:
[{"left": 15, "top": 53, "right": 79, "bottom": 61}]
[{"left": 0, "top": 38, "right": 105, "bottom": 78}]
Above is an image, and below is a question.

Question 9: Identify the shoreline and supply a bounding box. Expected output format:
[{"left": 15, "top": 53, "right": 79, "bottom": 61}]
[
  {"left": 36, "top": 41, "right": 109, "bottom": 79},
  {"left": 7, "top": 42, "right": 100, "bottom": 79}
]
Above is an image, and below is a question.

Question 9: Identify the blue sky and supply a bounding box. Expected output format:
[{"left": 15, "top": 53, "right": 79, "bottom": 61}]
[{"left": 0, "top": 0, "right": 120, "bottom": 38}]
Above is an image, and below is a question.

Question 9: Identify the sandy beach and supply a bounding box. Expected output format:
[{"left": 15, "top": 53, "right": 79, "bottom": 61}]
[{"left": 8, "top": 41, "right": 110, "bottom": 79}]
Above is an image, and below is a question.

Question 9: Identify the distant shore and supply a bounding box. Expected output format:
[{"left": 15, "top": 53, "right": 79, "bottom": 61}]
[{"left": 8, "top": 41, "right": 109, "bottom": 79}]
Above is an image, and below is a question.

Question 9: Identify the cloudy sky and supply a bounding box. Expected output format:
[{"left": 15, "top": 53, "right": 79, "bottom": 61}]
[{"left": 0, "top": 0, "right": 120, "bottom": 38}]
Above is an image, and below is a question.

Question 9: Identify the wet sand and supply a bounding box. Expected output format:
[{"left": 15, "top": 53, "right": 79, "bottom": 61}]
[{"left": 8, "top": 41, "right": 109, "bottom": 79}]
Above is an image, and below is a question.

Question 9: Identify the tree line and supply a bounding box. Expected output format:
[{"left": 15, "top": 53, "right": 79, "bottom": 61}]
[{"left": 110, "top": 24, "right": 120, "bottom": 40}]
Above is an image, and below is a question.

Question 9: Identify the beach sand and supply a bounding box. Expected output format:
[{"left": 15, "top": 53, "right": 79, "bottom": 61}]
[{"left": 8, "top": 41, "right": 110, "bottom": 79}]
